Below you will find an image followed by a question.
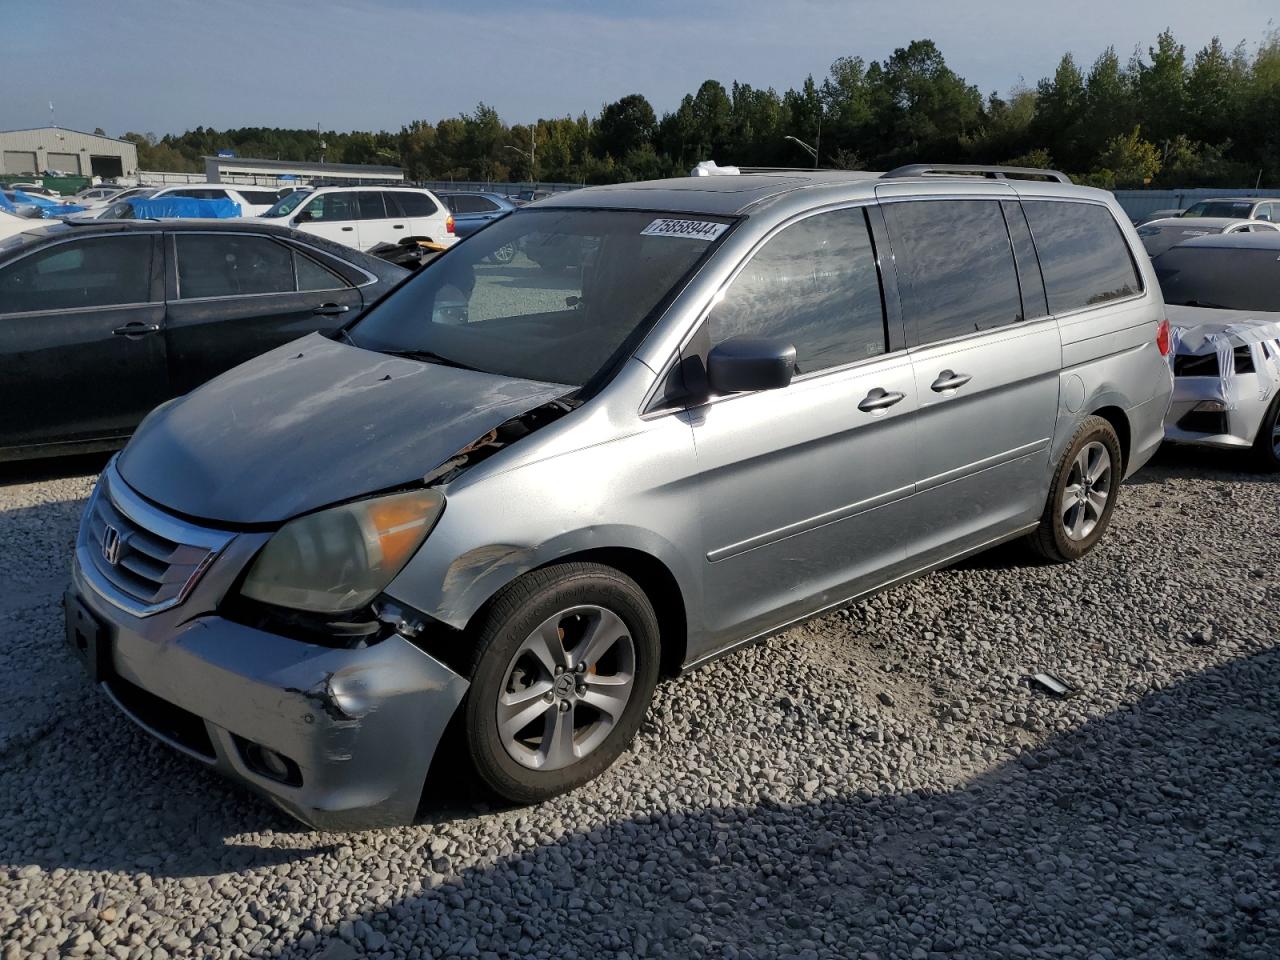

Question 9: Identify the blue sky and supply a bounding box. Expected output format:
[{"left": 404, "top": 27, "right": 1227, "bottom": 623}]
[{"left": 5, "top": 0, "right": 1276, "bottom": 136}]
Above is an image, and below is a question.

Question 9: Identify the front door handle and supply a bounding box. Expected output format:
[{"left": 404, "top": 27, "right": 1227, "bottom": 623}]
[
  {"left": 313, "top": 303, "right": 351, "bottom": 316},
  {"left": 858, "top": 388, "right": 906, "bottom": 413},
  {"left": 112, "top": 322, "right": 161, "bottom": 338},
  {"left": 341, "top": 226, "right": 354, "bottom": 232},
  {"left": 931, "top": 370, "right": 972, "bottom": 393}
]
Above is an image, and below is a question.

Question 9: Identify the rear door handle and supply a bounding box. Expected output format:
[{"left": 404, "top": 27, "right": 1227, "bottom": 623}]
[
  {"left": 112, "top": 322, "right": 161, "bottom": 338},
  {"left": 858, "top": 388, "right": 906, "bottom": 413},
  {"left": 341, "top": 226, "right": 354, "bottom": 232},
  {"left": 931, "top": 370, "right": 972, "bottom": 393},
  {"left": 393, "top": 224, "right": 405, "bottom": 229},
  {"left": 313, "top": 303, "right": 351, "bottom": 316}
]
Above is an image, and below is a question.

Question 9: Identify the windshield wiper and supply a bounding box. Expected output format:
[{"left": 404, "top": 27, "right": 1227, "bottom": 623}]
[{"left": 384, "top": 349, "right": 479, "bottom": 372}]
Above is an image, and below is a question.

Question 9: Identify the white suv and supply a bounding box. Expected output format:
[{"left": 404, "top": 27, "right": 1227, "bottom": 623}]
[
  {"left": 149, "top": 184, "right": 282, "bottom": 216},
  {"left": 256, "top": 186, "right": 456, "bottom": 252}
]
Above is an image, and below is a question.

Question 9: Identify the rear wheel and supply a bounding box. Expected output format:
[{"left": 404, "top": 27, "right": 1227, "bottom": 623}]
[
  {"left": 1252, "top": 395, "right": 1280, "bottom": 471},
  {"left": 1027, "top": 416, "right": 1122, "bottom": 563},
  {"left": 462, "top": 563, "right": 660, "bottom": 803}
]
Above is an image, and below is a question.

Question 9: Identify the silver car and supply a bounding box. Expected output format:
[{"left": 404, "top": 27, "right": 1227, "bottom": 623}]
[
  {"left": 65, "top": 165, "right": 1174, "bottom": 829},
  {"left": 1136, "top": 216, "right": 1280, "bottom": 257},
  {"left": 1154, "top": 232, "right": 1280, "bottom": 469}
]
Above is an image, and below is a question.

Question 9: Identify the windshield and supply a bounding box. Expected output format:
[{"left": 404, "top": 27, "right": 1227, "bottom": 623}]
[
  {"left": 1181, "top": 201, "right": 1253, "bottom": 219},
  {"left": 1154, "top": 246, "right": 1280, "bottom": 312},
  {"left": 262, "top": 190, "right": 311, "bottom": 218},
  {"left": 348, "top": 208, "right": 733, "bottom": 386}
]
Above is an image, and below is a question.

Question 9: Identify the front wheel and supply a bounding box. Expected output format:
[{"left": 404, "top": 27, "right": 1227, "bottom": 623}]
[
  {"left": 1252, "top": 395, "right": 1280, "bottom": 471},
  {"left": 462, "top": 563, "right": 660, "bottom": 804},
  {"left": 1027, "top": 416, "right": 1123, "bottom": 563}
]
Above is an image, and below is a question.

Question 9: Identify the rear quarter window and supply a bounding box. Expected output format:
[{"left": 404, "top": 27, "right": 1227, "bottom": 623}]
[
  {"left": 1022, "top": 200, "right": 1142, "bottom": 314},
  {"left": 396, "top": 192, "right": 439, "bottom": 217}
]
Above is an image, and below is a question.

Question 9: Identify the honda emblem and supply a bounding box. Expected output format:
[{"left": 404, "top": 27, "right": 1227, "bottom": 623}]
[{"left": 101, "top": 524, "right": 123, "bottom": 566}]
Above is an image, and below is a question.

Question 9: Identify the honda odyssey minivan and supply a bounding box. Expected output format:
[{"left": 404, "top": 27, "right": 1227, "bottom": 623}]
[{"left": 66, "top": 165, "right": 1174, "bottom": 829}]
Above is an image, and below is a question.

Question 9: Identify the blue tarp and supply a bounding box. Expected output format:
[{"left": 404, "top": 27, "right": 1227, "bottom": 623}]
[
  {"left": 10, "top": 190, "right": 87, "bottom": 217},
  {"left": 127, "top": 196, "right": 241, "bottom": 219}
]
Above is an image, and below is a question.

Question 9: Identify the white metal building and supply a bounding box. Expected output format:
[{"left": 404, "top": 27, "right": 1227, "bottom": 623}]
[
  {"left": 0, "top": 127, "right": 138, "bottom": 178},
  {"left": 203, "top": 155, "right": 404, "bottom": 186}
]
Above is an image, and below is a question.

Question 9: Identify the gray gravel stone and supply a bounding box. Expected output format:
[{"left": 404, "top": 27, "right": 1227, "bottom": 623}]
[{"left": 2, "top": 449, "right": 1279, "bottom": 959}]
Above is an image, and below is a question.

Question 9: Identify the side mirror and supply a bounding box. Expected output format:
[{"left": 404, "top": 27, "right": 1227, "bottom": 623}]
[
  {"left": 707, "top": 337, "right": 796, "bottom": 394},
  {"left": 294, "top": 210, "right": 312, "bottom": 224}
]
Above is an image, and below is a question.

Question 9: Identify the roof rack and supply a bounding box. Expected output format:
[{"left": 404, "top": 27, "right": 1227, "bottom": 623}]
[{"left": 882, "top": 164, "right": 1072, "bottom": 184}]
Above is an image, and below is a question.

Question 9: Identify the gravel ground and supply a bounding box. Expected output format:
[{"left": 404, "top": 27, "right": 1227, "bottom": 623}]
[{"left": 0, "top": 447, "right": 1277, "bottom": 960}]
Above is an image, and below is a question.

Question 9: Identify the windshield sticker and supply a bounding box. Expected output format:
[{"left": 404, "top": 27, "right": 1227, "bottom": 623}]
[{"left": 641, "top": 218, "right": 728, "bottom": 241}]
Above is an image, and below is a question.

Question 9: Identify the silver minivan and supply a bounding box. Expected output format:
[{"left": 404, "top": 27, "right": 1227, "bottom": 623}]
[{"left": 65, "top": 166, "right": 1174, "bottom": 828}]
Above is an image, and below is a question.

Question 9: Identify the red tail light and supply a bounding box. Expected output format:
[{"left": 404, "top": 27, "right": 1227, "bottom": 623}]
[
  {"left": 1156, "top": 317, "right": 1171, "bottom": 357},
  {"left": 445, "top": 215, "right": 455, "bottom": 234}
]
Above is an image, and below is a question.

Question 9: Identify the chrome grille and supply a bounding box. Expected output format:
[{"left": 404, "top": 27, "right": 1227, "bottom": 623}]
[{"left": 79, "top": 465, "right": 235, "bottom": 616}]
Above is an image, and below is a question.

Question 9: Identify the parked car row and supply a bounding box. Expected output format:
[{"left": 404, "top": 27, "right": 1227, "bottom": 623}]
[
  {"left": 57, "top": 164, "right": 1185, "bottom": 829},
  {"left": 1153, "top": 232, "right": 1280, "bottom": 469},
  {"left": 0, "top": 164, "right": 1268, "bottom": 829},
  {"left": 1135, "top": 195, "right": 1280, "bottom": 255},
  {"left": 0, "top": 219, "right": 406, "bottom": 461}
]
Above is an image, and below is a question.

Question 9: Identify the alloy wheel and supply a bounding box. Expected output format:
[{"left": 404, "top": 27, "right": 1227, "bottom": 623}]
[
  {"left": 1060, "top": 440, "right": 1112, "bottom": 541},
  {"left": 497, "top": 605, "right": 636, "bottom": 771}
]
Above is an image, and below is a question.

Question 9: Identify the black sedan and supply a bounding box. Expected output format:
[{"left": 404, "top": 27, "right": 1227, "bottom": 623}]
[{"left": 0, "top": 219, "right": 406, "bottom": 461}]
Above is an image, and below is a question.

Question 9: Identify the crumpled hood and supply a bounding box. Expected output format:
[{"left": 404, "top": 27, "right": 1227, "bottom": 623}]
[{"left": 119, "top": 334, "right": 568, "bottom": 525}]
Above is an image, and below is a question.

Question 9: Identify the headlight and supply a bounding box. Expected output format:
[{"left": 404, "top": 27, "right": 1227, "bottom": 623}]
[{"left": 240, "top": 489, "right": 444, "bottom": 614}]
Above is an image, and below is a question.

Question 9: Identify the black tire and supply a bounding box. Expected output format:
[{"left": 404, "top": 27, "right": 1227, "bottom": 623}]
[
  {"left": 461, "top": 562, "right": 660, "bottom": 804},
  {"left": 1252, "top": 394, "right": 1280, "bottom": 472},
  {"left": 1027, "top": 416, "right": 1123, "bottom": 563}
]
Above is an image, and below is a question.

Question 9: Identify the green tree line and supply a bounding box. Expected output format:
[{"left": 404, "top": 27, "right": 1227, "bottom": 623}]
[{"left": 120, "top": 29, "right": 1280, "bottom": 189}]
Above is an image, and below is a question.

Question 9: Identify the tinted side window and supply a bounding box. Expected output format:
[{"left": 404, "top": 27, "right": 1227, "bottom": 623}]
[
  {"left": 295, "top": 251, "right": 348, "bottom": 292},
  {"left": 240, "top": 190, "right": 281, "bottom": 205},
  {"left": 883, "top": 199, "right": 1023, "bottom": 343},
  {"left": 449, "top": 194, "right": 481, "bottom": 213},
  {"left": 382, "top": 192, "right": 405, "bottom": 217},
  {"left": 0, "top": 236, "right": 153, "bottom": 314},
  {"left": 397, "top": 192, "right": 439, "bottom": 217},
  {"left": 175, "top": 234, "right": 296, "bottom": 299},
  {"left": 709, "top": 207, "right": 886, "bottom": 373},
  {"left": 302, "top": 193, "right": 357, "bottom": 222},
  {"left": 1023, "top": 201, "right": 1141, "bottom": 314},
  {"left": 451, "top": 194, "right": 498, "bottom": 214},
  {"left": 356, "top": 192, "right": 387, "bottom": 220}
]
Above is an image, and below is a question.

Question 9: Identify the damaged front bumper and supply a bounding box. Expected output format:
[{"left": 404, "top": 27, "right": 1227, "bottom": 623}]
[
  {"left": 1166, "top": 377, "right": 1264, "bottom": 450},
  {"left": 66, "top": 468, "right": 468, "bottom": 831}
]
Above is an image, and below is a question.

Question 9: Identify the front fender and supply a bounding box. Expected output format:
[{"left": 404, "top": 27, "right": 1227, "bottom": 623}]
[{"left": 396, "top": 523, "right": 700, "bottom": 632}]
